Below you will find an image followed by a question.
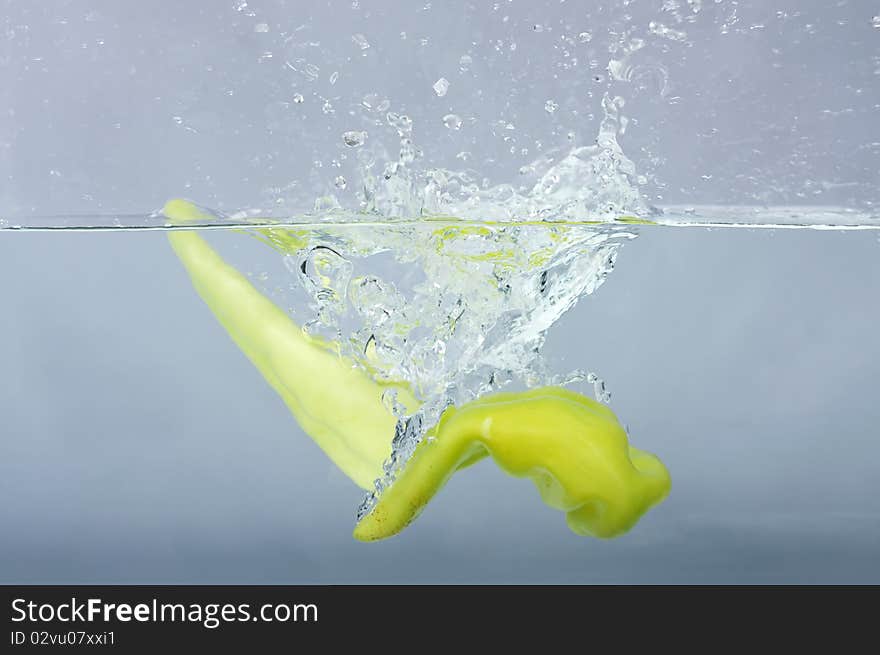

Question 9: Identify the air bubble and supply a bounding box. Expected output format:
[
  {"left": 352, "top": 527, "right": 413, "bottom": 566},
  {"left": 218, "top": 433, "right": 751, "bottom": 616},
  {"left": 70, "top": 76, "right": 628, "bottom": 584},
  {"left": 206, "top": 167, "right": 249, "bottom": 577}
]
[
  {"left": 361, "top": 93, "right": 390, "bottom": 113},
  {"left": 342, "top": 130, "right": 367, "bottom": 147},
  {"left": 292, "top": 93, "right": 304, "bottom": 104},
  {"left": 442, "top": 113, "right": 462, "bottom": 130},
  {"left": 433, "top": 77, "right": 450, "bottom": 97},
  {"left": 352, "top": 33, "right": 370, "bottom": 49},
  {"left": 587, "top": 372, "right": 611, "bottom": 404},
  {"left": 334, "top": 176, "right": 347, "bottom": 190},
  {"left": 296, "top": 62, "right": 319, "bottom": 81},
  {"left": 544, "top": 100, "right": 559, "bottom": 114},
  {"left": 649, "top": 21, "right": 688, "bottom": 42},
  {"left": 386, "top": 112, "right": 413, "bottom": 136}
]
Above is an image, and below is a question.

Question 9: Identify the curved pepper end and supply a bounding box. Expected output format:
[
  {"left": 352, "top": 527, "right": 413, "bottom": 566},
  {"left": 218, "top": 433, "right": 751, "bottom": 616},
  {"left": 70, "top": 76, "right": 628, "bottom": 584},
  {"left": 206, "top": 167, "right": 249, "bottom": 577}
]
[
  {"left": 565, "top": 445, "right": 671, "bottom": 539},
  {"left": 353, "top": 387, "right": 670, "bottom": 542}
]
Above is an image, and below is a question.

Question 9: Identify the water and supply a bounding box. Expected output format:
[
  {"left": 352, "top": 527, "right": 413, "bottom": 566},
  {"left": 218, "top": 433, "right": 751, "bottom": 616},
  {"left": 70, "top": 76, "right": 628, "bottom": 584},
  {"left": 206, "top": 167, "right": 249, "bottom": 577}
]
[
  {"left": 1, "top": 223, "right": 878, "bottom": 582},
  {"left": 10, "top": 207, "right": 877, "bottom": 526}
]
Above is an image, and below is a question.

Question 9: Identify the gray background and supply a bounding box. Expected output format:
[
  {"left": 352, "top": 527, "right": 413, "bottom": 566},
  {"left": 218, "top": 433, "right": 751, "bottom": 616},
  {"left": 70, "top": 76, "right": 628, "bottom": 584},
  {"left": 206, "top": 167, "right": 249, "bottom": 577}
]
[
  {"left": 1, "top": 0, "right": 879, "bottom": 583},
  {"left": 1, "top": 0, "right": 878, "bottom": 218}
]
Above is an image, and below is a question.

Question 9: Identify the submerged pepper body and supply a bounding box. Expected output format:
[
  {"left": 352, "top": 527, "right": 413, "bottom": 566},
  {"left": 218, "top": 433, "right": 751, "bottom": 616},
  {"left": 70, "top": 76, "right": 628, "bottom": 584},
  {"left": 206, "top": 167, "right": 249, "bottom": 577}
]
[{"left": 354, "top": 387, "right": 670, "bottom": 541}]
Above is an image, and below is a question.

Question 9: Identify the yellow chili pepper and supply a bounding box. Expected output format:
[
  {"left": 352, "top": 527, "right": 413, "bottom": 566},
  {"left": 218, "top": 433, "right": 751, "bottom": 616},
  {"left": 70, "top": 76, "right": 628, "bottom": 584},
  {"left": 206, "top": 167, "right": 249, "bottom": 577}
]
[{"left": 163, "top": 199, "right": 670, "bottom": 541}]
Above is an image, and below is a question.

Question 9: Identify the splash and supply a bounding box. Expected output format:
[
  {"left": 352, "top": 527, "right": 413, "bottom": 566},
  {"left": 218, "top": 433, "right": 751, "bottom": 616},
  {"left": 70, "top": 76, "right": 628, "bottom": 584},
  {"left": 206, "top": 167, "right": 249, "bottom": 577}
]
[
  {"left": 348, "top": 94, "right": 651, "bottom": 222},
  {"left": 238, "top": 93, "right": 645, "bottom": 517}
]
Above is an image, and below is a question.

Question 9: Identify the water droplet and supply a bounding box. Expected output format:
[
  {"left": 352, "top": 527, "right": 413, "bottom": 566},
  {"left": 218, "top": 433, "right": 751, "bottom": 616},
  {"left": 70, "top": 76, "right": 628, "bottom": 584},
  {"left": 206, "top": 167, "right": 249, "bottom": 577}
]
[
  {"left": 172, "top": 116, "right": 183, "bottom": 124},
  {"left": 577, "top": 31, "right": 592, "bottom": 43},
  {"left": 873, "top": 16, "right": 880, "bottom": 29},
  {"left": 352, "top": 33, "right": 370, "bottom": 49},
  {"left": 322, "top": 100, "right": 334, "bottom": 114},
  {"left": 329, "top": 71, "right": 339, "bottom": 85},
  {"left": 386, "top": 112, "right": 413, "bottom": 137},
  {"left": 254, "top": 23, "right": 269, "bottom": 33},
  {"left": 361, "top": 93, "right": 390, "bottom": 113},
  {"left": 442, "top": 113, "right": 462, "bottom": 130},
  {"left": 234, "top": 1, "right": 249, "bottom": 12},
  {"left": 532, "top": 24, "right": 544, "bottom": 32},
  {"left": 305, "top": 63, "right": 321, "bottom": 80},
  {"left": 312, "top": 195, "right": 340, "bottom": 213},
  {"left": 343, "top": 130, "right": 367, "bottom": 147},
  {"left": 586, "top": 372, "right": 611, "bottom": 404},
  {"left": 334, "top": 175, "right": 347, "bottom": 190},
  {"left": 433, "top": 77, "right": 450, "bottom": 97},
  {"left": 459, "top": 54, "right": 473, "bottom": 72},
  {"left": 381, "top": 388, "right": 401, "bottom": 414},
  {"left": 544, "top": 99, "right": 559, "bottom": 114},
  {"left": 649, "top": 21, "right": 687, "bottom": 42},
  {"left": 292, "top": 93, "right": 304, "bottom": 104}
]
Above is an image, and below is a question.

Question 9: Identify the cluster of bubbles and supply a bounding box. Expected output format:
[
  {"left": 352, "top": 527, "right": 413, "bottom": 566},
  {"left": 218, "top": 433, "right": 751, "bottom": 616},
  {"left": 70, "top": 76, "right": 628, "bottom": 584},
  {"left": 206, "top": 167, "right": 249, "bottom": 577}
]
[{"left": 255, "top": 214, "right": 635, "bottom": 517}]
